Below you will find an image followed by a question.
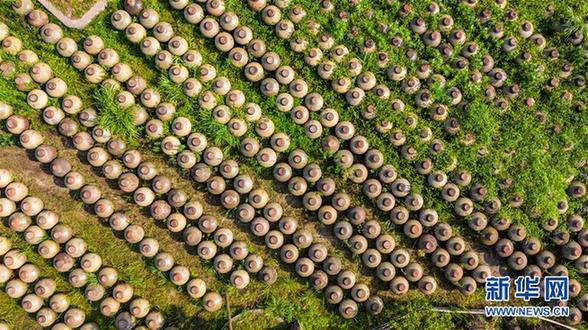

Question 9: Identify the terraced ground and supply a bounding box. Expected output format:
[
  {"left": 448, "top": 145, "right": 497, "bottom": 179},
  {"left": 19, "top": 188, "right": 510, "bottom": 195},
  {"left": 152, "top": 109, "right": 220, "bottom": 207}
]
[{"left": 0, "top": 0, "right": 586, "bottom": 329}]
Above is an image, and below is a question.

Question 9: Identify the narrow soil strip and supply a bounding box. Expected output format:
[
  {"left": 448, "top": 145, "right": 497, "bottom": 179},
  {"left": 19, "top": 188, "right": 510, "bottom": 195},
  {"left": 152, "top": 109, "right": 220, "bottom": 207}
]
[{"left": 38, "top": 0, "right": 107, "bottom": 29}]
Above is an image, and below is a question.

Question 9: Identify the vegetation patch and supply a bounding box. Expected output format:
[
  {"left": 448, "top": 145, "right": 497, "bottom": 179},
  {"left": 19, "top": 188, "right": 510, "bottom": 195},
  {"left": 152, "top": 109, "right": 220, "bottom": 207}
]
[{"left": 94, "top": 85, "right": 139, "bottom": 145}]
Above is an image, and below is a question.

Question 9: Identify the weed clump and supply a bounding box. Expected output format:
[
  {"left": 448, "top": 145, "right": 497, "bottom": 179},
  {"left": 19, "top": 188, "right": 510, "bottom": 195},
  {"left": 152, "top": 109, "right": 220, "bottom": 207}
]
[{"left": 94, "top": 85, "right": 139, "bottom": 145}]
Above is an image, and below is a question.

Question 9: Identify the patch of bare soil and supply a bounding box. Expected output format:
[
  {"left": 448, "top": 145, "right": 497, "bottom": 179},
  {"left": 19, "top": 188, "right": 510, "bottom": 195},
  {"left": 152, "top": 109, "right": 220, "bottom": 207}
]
[{"left": 43, "top": 0, "right": 98, "bottom": 18}]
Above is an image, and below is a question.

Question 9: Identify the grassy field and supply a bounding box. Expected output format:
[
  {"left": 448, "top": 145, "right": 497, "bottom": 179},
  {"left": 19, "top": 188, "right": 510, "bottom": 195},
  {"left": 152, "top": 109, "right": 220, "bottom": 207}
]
[
  {"left": 0, "top": 0, "right": 587, "bottom": 329},
  {"left": 41, "top": 0, "right": 103, "bottom": 19}
]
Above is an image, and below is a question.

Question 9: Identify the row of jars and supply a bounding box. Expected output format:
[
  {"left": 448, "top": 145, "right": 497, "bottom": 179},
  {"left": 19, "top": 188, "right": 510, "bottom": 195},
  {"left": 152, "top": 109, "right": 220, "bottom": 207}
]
[
  {"left": 111, "top": 5, "right": 361, "bottom": 200},
  {"left": 114, "top": 4, "right": 329, "bottom": 197},
  {"left": 113, "top": 3, "right": 331, "bottom": 153},
  {"left": 127, "top": 0, "right": 392, "bottom": 318},
  {"left": 564, "top": 179, "right": 588, "bottom": 269},
  {"left": 76, "top": 140, "right": 264, "bottom": 288},
  {"left": 10, "top": 0, "right": 588, "bottom": 320},
  {"left": 458, "top": 186, "right": 588, "bottom": 280},
  {"left": 255, "top": 117, "right": 481, "bottom": 272},
  {"left": 0, "top": 237, "right": 95, "bottom": 329},
  {"left": 117, "top": 2, "right": 439, "bottom": 301},
  {"left": 110, "top": 9, "right": 304, "bottom": 149},
  {"left": 0, "top": 166, "right": 168, "bottom": 329},
  {"left": 114, "top": 3, "right": 426, "bottom": 284},
  {"left": 156, "top": 0, "right": 349, "bottom": 143},
  {"left": 155, "top": 0, "right": 460, "bottom": 219},
  {"left": 457, "top": 166, "right": 587, "bottom": 323},
  {"left": 267, "top": 145, "right": 465, "bottom": 287},
  {"left": 243, "top": 0, "right": 495, "bottom": 148},
  {"left": 4, "top": 19, "right": 269, "bottom": 294},
  {"left": 8, "top": 0, "right": 568, "bottom": 286},
  {"left": 161, "top": 0, "right": 492, "bottom": 296},
  {"left": 173, "top": 1, "right": 584, "bottom": 321},
  {"left": 72, "top": 137, "right": 262, "bottom": 288},
  {"left": 114, "top": 1, "right": 385, "bottom": 318},
  {"left": 149, "top": 0, "right": 441, "bottom": 180},
  {"left": 472, "top": 0, "right": 585, "bottom": 103},
  {"left": 457, "top": 175, "right": 588, "bottom": 279},
  {"left": 3, "top": 109, "right": 225, "bottom": 318},
  {"left": 187, "top": 0, "right": 588, "bottom": 284},
  {"left": 113, "top": 6, "right": 312, "bottom": 180},
  {"left": 113, "top": 5, "right": 256, "bottom": 119},
  {"left": 5, "top": 18, "right": 374, "bottom": 318},
  {"left": 118, "top": 0, "right": 588, "bottom": 314},
  {"left": 246, "top": 0, "right": 588, "bottom": 186},
  {"left": 28, "top": 0, "right": 584, "bottom": 318},
  {"left": 270, "top": 148, "right": 493, "bottom": 291},
  {"left": 113, "top": 11, "right": 214, "bottom": 103},
  {"left": 17, "top": 3, "right": 298, "bottom": 296},
  {"left": 50, "top": 29, "right": 280, "bottom": 287},
  {"left": 53, "top": 127, "right": 240, "bottom": 301},
  {"left": 275, "top": 0, "right": 572, "bottom": 105},
  {"left": 238, "top": 2, "right": 465, "bottom": 162},
  {"left": 274, "top": 0, "right": 581, "bottom": 302},
  {"left": 275, "top": 103, "right": 588, "bottom": 293},
  {"left": 245, "top": 1, "right": 581, "bottom": 320},
  {"left": 244, "top": 0, "right": 560, "bottom": 180},
  {"left": 44, "top": 96, "right": 258, "bottom": 284},
  {"left": 0, "top": 0, "right": 548, "bottom": 324}
]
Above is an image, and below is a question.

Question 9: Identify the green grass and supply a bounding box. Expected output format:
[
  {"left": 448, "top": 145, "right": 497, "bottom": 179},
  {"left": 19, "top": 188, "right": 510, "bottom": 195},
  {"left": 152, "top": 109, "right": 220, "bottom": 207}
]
[
  {"left": 94, "top": 85, "right": 139, "bottom": 145},
  {"left": 269, "top": 0, "right": 588, "bottom": 241},
  {"left": 0, "top": 132, "right": 16, "bottom": 147}
]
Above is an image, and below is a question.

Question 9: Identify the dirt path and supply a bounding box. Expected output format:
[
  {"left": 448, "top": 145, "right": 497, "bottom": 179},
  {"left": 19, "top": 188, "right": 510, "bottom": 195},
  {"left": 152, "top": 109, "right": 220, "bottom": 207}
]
[{"left": 38, "top": 0, "right": 107, "bottom": 29}]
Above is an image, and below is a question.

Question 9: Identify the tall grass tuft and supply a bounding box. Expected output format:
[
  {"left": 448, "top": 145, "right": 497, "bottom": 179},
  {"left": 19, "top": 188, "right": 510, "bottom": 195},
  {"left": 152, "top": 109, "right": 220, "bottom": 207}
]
[
  {"left": 94, "top": 85, "right": 139, "bottom": 145},
  {"left": 556, "top": 6, "right": 588, "bottom": 37},
  {"left": 0, "top": 133, "right": 16, "bottom": 147},
  {"left": 158, "top": 74, "right": 192, "bottom": 105},
  {"left": 0, "top": 77, "right": 35, "bottom": 117}
]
